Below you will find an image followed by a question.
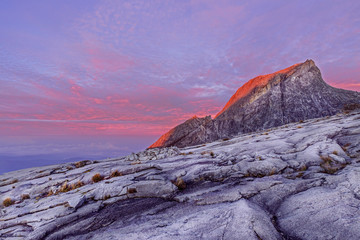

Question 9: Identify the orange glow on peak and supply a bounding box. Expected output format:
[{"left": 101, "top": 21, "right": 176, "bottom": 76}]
[{"left": 215, "top": 62, "right": 303, "bottom": 118}]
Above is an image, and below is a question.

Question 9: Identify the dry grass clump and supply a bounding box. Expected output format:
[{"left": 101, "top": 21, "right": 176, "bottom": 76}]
[
  {"left": 58, "top": 180, "right": 85, "bottom": 193},
  {"left": 21, "top": 194, "right": 30, "bottom": 200},
  {"left": 75, "top": 160, "right": 89, "bottom": 168},
  {"left": 269, "top": 168, "right": 277, "bottom": 176},
  {"left": 332, "top": 151, "right": 338, "bottom": 155},
  {"left": 320, "top": 155, "right": 332, "bottom": 162},
  {"left": 92, "top": 173, "right": 104, "bottom": 183},
  {"left": 127, "top": 188, "right": 137, "bottom": 194},
  {"left": 47, "top": 189, "right": 54, "bottom": 197},
  {"left": 11, "top": 179, "right": 18, "bottom": 184},
  {"left": 297, "top": 126, "right": 303, "bottom": 129},
  {"left": 3, "top": 198, "right": 14, "bottom": 207},
  {"left": 299, "top": 120, "right": 304, "bottom": 123},
  {"left": 110, "top": 170, "right": 122, "bottom": 178},
  {"left": 320, "top": 155, "right": 344, "bottom": 174},
  {"left": 59, "top": 181, "right": 71, "bottom": 193},
  {"left": 201, "top": 151, "right": 215, "bottom": 157},
  {"left": 341, "top": 143, "right": 351, "bottom": 152},
  {"left": 180, "top": 152, "right": 194, "bottom": 155},
  {"left": 173, "top": 177, "right": 186, "bottom": 190},
  {"left": 71, "top": 181, "right": 85, "bottom": 189},
  {"left": 246, "top": 171, "right": 266, "bottom": 178},
  {"left": 130, "top": 161, "right": 141, "bottom": 165}
]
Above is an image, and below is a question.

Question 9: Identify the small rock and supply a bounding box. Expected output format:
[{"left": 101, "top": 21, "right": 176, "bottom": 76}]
[
  {"left": 329, "top": 154, "right": 346, "bottom": 164},
  {"left": 67, "top": 195, "right": 86, "bottom": 209}
]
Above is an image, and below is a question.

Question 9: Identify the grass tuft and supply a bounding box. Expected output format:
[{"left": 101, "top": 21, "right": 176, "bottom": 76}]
[
  {"left": 58, "top": 180, "right": 85, "bottom": 194},
  {"left": 71, "top": 181, "right": 85, "bottom": 189},
  {"left": 320, "top": 155, "right": 345, "bottom": 174},
  {"left": 130, "top": 161, "right": 141, "bottom": 165},
  {"left": 75, "top": 160, "right": 88, "bottom": 168},
  {"left": 59, "top": 181, "right": 71, "bottom": 193},
  {"left": 11, "top": 179, "right": 18, "bottom": 184},
  {"left": 173, "top": 177, "right": 186, "bottom": 190},
  {"left": 127, "top": 188, "right": 137, "bottom": 194},
  {"left": 110, "top": 170, "right": 122, "bottom": 178},
  {"left": 3, "top": 198, "right": 14, "bottom": 207},
  {"left": 92, "top": 173, "right": 104, "bottom": 183},
  {"left": 21, "top": 194, "right": 30, "bottom": 200}
]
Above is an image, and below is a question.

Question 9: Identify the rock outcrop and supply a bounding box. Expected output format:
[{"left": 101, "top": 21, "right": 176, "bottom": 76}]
[
  {"left": 1, "top": 110, "right": 360, "bottom": 239},
  {"left": 149, "top": 60, "right": 360, "bottom": 148}
]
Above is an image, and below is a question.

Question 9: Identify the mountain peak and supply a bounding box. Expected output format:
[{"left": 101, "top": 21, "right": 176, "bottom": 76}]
[
  {"left": 149, "top": 60, "right": 360, "bottom": 148},
  {"left": 215, "top": 59, "right": 317, "bottom": 118},
  {"left": 304, "top": 58, "right": 315, "bottom": 67}
]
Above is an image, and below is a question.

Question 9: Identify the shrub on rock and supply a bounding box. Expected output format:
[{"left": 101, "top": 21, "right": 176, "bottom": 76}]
[
  {"left": 3, "top": 198, "right": 14, "bottom": 207},
  {"left": 92, "top": 173, "right": 104, "bottom": 183}
]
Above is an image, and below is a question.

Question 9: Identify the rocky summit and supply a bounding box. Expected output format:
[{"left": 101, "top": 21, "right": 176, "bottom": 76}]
[
  {"left": 1, "top": 110, "right": 360, "bottom": 239},
  {"left": 149, "top": 59, "right": 360, "bottom": 148}
]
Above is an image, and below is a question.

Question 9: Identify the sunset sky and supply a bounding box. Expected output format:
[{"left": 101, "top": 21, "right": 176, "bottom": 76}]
[{"left": 1, "top": 0, "right": 359, "bottom": 171}]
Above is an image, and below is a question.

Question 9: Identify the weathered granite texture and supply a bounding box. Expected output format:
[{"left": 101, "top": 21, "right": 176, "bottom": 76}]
[
  {"left": 1, "top": 110, "right": 360, "bottom": 239},
  {"left": 149, "top": 60, "right": 360, "bottom": 148}
]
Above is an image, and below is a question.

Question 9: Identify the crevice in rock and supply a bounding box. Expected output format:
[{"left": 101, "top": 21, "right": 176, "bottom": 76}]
[
  {"left": 40, "top": 198, "right": 174, "bottom": 240},
  {"left": 280, "top": 75, "right": 287, "bottom": 125},
  {"left": 271, "top": 215, "right": 302, "bottom": 240}
]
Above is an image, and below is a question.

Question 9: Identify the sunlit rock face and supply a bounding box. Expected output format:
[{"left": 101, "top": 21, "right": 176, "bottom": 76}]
[{"left": 150, "top": 59, "right": 360, "bottom": 148}]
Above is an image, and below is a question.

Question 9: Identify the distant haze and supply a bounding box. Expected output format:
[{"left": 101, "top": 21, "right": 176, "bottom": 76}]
[
  {"left": 0, "top": 135, "right": 157, "bottom": 174},
  {"left": 0, "top": 0, "right": 359, "bottom": 173}
]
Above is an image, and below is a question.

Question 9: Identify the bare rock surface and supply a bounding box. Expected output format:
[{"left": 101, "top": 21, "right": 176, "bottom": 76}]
[
  {"left": 1, "top": 111, "right": 360, "bottom": 239},
  {"left": 149, "top": 60, "right": 360, "bottom": 148}
]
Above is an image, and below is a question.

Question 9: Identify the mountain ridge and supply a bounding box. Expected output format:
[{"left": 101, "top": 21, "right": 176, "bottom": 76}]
[{"left": 149, "top": 59, "right": 360, "bottom": 148}]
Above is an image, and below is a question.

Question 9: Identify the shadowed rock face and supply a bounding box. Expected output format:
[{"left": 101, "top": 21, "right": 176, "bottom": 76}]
[{"left": 149, "top": 59, "right": 360, "bottom": 148}]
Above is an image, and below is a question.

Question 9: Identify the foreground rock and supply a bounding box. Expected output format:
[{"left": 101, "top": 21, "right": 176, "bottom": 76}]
[
  {"left": 149, "top": 59, "right": 360, "bottom": 148},
  {"left": 1, "top": 111, "right": 360, "bottom": 239}
]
